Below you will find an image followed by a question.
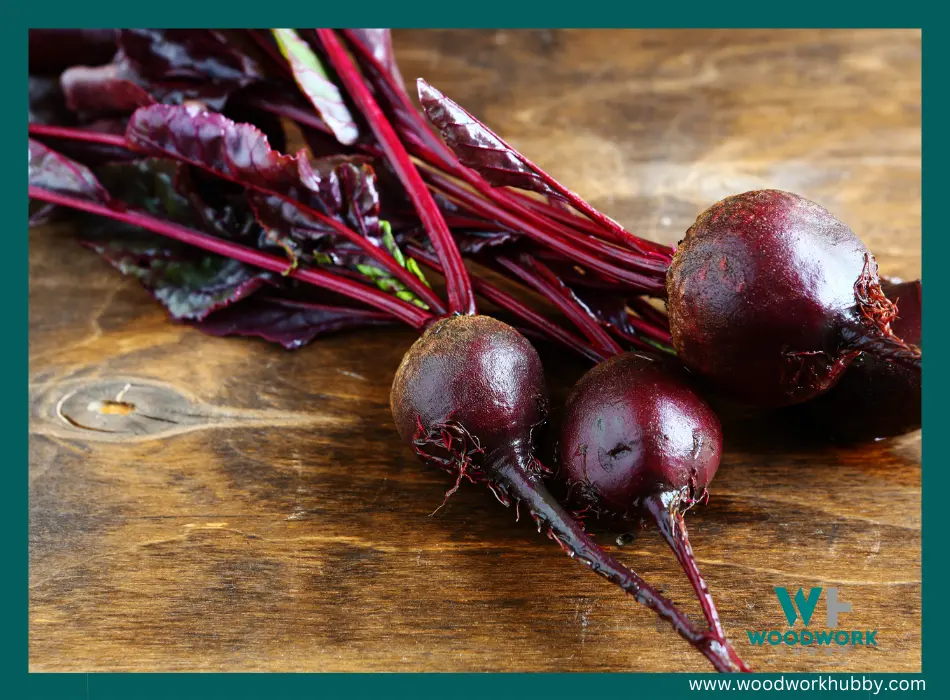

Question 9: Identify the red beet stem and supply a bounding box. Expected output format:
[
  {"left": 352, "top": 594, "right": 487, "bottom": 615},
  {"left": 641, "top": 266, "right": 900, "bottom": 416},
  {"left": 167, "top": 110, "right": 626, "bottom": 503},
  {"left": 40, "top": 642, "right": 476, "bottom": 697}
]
[
  {"left": 405, "top": 244, "right": 607, "bottom": 363},
  {"left": 28, "top": 123, "right": 128, "bottom": 148},
  {"left": 330, "top": 37, "right": 672, "bottom": 267},
  {"left": 423, "top": 169, "right": 666, "bottom": 295},
  {"left": 29, "top": 186, "right": 433, "bottom": 330},
  {"left": 511, "top": 190, "right": 673, "bottom": 260},
  {"left": 620, "top": 309, "right": 675, "bottom": 348},
  {"left": 495, "top": 255, "right": 624, "bottom": 357},
  {"left": 315, "top": 28, "right": 476, "bottom": 316},
  {"left": 642, "top": 492, "right": 749, "bottom": 671},
  {"left": 490, "top": 454, "right": 744, "bottom": 673}
]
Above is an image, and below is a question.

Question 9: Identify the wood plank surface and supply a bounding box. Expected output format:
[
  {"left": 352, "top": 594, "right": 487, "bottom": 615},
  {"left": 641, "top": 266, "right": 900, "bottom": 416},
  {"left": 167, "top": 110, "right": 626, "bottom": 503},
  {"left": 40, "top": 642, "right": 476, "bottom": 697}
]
[{"left": 29, "top": 29, "right": 921, "bottom": 673}]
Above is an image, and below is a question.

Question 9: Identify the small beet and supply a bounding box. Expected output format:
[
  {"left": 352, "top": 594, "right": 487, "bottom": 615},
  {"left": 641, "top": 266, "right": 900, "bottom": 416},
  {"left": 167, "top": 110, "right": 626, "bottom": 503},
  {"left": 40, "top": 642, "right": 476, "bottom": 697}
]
[
  {"left": 557, "top": 352, "right": 746, "bottom": 668},
  {"left": 667, "top": 190, "right": 920, "bottom": 407},
  {"left": 392, "top": 315, "right": 744, "bottom": 672},
  {"left": 795, "top": 279, "right": 921, "bottom": 441}
]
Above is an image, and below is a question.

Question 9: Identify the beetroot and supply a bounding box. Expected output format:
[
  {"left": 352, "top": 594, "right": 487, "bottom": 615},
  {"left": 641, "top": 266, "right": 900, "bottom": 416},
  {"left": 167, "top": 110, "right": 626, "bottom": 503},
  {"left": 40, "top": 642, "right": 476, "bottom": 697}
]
[
  {"left": 556, "top": 352, "right": 746, "bottom": 668},
  {"left": 795, "top": 279, "right": 921, "bottom": 441},
  {"left": 392, "top": 315, "right": 745, "bottom": 672},
  {"left": 666, "top": 190, "right": 920, "bottom": 407}
]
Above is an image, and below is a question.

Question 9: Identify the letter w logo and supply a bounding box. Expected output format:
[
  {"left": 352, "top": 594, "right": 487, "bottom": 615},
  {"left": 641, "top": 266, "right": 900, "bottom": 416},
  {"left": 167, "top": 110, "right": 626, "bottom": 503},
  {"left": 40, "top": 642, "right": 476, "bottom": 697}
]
[{"left": 774, "top": 587, "right": 822, "bottom": 626}]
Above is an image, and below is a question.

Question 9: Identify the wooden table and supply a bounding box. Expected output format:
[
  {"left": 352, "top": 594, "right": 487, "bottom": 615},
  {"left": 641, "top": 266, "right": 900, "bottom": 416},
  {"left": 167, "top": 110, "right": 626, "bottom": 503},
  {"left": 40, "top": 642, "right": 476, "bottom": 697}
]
[{"left": 29, "top": 29, "right": 921, "bottom": 673}]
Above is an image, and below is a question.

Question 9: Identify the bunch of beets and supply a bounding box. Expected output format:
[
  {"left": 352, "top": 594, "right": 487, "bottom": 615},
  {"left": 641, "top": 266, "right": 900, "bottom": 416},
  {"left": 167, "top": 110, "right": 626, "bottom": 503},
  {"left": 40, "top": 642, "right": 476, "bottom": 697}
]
[{"left": 28, "top": 29, "right": 922, "bottom": 673}]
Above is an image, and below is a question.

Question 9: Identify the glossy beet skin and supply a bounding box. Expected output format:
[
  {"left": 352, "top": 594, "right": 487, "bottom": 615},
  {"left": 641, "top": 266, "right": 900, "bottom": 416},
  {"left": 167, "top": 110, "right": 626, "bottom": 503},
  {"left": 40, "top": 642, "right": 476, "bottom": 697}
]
[
  {"left": 391, "top": 314, "right": 547, "bottom": 475},
  {"left": 798, "top": 279, "right": 922, "bottom": 441},
  {"left": 667, "top": 190, "right": 919, "bottom": 407},
  {"left": 558, "top": 353, "right": 722, "bottom": 517},
  {"left": 391, "top": 315, "right": 746, "bottom": 672},
  {"left": 556, "top": 352, "right": 744, "bottom": 667}
]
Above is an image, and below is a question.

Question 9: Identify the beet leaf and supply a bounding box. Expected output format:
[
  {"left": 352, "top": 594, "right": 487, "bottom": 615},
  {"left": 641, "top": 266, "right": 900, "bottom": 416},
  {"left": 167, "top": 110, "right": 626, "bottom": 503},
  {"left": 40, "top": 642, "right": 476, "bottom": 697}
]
[
  {"left": 194, "top": 295, "right": 394, "bottom": 348},
  {"left": 28, "top": 139, "right": 110, "bottom": 203},
  {"left": 80, "top": 228, "right": 269, "bottom": 321},
  {"left": 271, "top": 28, "right": 359, "bottom": 145},
  {"left": 417, "top": 80, "right": 555, "bottom": 196},
  {"left": 118, "top": 29, "right": 263, "bottom": 87}
]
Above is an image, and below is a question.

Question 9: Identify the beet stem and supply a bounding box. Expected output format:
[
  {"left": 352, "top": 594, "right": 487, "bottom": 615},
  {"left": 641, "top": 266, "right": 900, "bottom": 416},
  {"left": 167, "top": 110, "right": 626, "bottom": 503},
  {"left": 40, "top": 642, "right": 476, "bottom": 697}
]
[
  {"left": 495, "top": 255, "right": 624, "bottom": 358},
  {"left": 490, "top": 454, "right": 746, "bottom": 673},
  {"left": 406, "top": 243, "right": 607, "bottom": 363},
  {"left": 315, "top": 28, "right": 477, "bottom": 316},
  {"left": 28, "top": 123, "right": 128, "bottom": 148},
  {"left": 337, "top": 31, "right": 671, "bottom": 265},
  {"left": 29, "top": 186, "right": 434, "bottom": 330},
  {"left": 246, "top": 81, "right": 670, "bottom": 278},
  {"left": 423, "top": 169, "right": 666, "bottom": 295},
  {"left": 643, "top": 493, "right": 749, "bottom": 672}
]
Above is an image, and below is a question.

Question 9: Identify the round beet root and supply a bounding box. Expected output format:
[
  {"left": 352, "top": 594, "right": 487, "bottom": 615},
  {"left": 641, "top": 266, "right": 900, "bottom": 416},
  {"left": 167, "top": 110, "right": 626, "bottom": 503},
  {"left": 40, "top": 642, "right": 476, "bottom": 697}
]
[
  {"left": 558, "top": 352, "right": 722, "bottom": 517},
  {"left": 666, "top": 190, "right": 919, "bottom": 407},
  {"left": 796, "top": 279, "right": 921, "bottom": 441},
  {"left": 391, "top": 314, "right": 547, "bottom": 475},
  {"left": 555, "top": 352, "right": 742, "bottom": 666}
]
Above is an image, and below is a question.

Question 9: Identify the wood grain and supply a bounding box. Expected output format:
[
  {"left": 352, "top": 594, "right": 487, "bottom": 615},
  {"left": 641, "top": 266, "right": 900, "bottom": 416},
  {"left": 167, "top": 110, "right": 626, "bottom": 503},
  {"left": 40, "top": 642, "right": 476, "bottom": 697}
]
[{"left": 29, "top": 29, "right": 921, "bottom": 673}]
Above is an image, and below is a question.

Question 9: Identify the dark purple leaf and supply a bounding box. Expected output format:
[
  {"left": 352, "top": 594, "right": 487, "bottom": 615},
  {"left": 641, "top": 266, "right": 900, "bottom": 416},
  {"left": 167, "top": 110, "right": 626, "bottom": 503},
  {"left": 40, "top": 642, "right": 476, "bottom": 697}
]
[
  {"left": 271, "top": 28, "right": 359, "bottom": 145},
  {"left": 118, "top": 29, "right": 263, "bottom": 86},
  {"left": 60, "top": 62, "right": 156, "bottom": 115},
  {"left": 125, "top": 104, "right": 325, "bottom": 210},
  {"left": 27, "top": 145, "right": 272, "bottom": 320},
  {"left": 28, "top": 29, "right": 117, "bottom": 75},
  {"left": 71, "top": 158, "right": 271, "bottom": 321},
  {"left": 173, "top": 165, "right": 262, "bottom": 245},
  {"left": 247, "top": 159, "right": 381, "bottom": 267},
  {"left": 82, "top": 231, "right": 269, "bottom": 321},
  {"left": 28, "top": 138, "right": 110, "bottom": 202},
  {"left": 126, "top": 104, "right": 383, "bottom": 248},
  {"left": 193, "top": 295, "right": 393, "bottom": 349},
  {"left": 60, "top": 30, "right": 263, "bottom": 117},
  {"left": 417, "top": 79, "right": 555, "bottom": 195}
]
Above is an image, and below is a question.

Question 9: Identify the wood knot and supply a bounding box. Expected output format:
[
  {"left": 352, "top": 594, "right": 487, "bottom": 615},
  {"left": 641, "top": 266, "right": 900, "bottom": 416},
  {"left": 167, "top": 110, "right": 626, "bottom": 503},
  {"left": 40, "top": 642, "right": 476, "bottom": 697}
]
[
  {"left": 50, "top": 379, "right": 203, "bottom": 440},
  {"left": 31, "top": 375, "right": 335, "bottom": 443}
]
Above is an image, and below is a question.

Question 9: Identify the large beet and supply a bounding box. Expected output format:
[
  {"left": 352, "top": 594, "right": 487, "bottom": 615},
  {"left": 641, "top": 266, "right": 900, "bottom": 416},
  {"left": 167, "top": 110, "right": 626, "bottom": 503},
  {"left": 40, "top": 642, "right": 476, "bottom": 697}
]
[{"left": 666, "top": 190, "right": 919, "bottom": 407}]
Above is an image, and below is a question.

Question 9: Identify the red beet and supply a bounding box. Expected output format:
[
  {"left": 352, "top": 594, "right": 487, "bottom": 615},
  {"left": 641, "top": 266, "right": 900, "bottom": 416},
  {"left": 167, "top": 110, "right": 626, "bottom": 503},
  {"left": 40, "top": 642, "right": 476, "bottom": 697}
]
[
  {"left": 391, "top": 315, "right": 745, "bottom": 672},
  {"left": 556, "top": 352, "right": 746, "bottom": 668},
  {"left": 795, "top": 279, "right": 921, "bottom": 441},
  {"left": 667, "top": 190, "right": 920, "bottom": 407}
]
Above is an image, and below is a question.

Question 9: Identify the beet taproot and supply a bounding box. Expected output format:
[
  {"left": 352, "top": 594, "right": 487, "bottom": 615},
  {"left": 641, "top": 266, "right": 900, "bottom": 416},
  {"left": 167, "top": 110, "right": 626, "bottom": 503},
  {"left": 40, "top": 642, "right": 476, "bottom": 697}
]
[{"left": 556, "top": 352, "right": 745, "bottom": 667}]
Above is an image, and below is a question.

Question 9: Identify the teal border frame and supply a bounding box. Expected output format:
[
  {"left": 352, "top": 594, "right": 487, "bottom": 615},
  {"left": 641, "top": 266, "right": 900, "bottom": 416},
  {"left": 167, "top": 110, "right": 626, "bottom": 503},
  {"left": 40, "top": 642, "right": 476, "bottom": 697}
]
[{"left": 9, "top": 6, "right": 939, "bottom": 698}]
